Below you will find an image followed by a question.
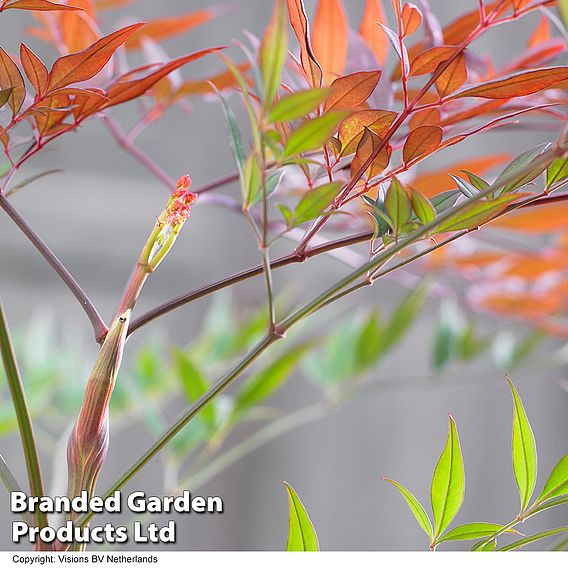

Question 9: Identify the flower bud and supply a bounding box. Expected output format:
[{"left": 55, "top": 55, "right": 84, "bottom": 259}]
[{"left": 66, "top": 311, "right": 130, "bottom": 516}]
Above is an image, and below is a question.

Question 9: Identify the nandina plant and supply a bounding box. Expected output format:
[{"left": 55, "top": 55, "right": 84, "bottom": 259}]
[{"left": 0, "top": 0, "right": 567, "bottom": 552}]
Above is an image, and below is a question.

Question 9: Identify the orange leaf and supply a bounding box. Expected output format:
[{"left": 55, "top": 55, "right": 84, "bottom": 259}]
[
  {"left": 492, "top": 202, "right": 568, "bottom": 234},
  {"left": 94, "top": 0, "right": 135, "bottom": 9},
  {"left": 503, "top": 41, "right": 566, "bottom": 74},
  {"left": 20, "top": 43, "right": 48, "bottom": 95},
  {"left": 338, "top": 109, "right": 397, "bottom": 155},
  {"left": 435, "top": 53, "right": 467, "bottom": 97},
  {"left": 324, "top": 70, "right": 381, "bottom": 112},
  {"left": 401, "top": 2, "right": 422, "bottom": 37},
  {"left": 125, "top": 10, "right": 215, "bottom": 50},
  {"left": 312, "top": 0, "right": 348, "bottom": 84},
  {"left": 4, "top": 0, "right": 82, "bottom": 11},
  {"left": 60, "top": 0, "right": 99, "bottom": 54},
  {"left": 47, "top": 22, "right": 144, "bottom": 91},
  {"left": 409, "top": 107, "right": 440, "bottom": 129},
  {"left": 412, "top": 155, "right": 510, "bottom": 197},
  {"left": 0, "top": 48, "right": 25, "bottom": 115},
  {"left": 175, "top": 63, "right": 250, "bottom": 98},
  {"left": 359, "top": 0, "right": 388, "bottom": 66},
  {"left": 351, "top": 127, "right": 391, "bottom": 178},
  {"left": 102, "top": 47, "right": 222, "bottom": 109},
  {"left": 452, "top": 67, "right": 568, "bottom": 99},
  {"left": 528, "top": 15, "right": 551, "bottom": 48},
  {"left": 403, "top": 125, "right": 442, "bottom": 164},
  {"left": 287, "top": 0, "right": 323, "bottom": 88},
  {"left": 410, "top": 46, "right": 456, "bottom": 76}
]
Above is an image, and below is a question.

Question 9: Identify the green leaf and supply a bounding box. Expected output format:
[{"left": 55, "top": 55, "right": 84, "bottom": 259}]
[
  {"left": 355, "top": 312, "right": 385, "bottom": 371},
  {"left": 234, "top": 343, "right": 312, "bottom": 414},
  {"left": 461, "top": 171, "right": 490, "bottom": 192},
  {"left": 528, "top": 494, "right": 568, "bottom": 516},
  {"left": 384, "top": 478, "right": 433, "bottom": 539},
  {"left": 546, "top": 156, "right": 568, "bottom": 187},
  {"left": 172, "top": 348, "right": 215, "bottom": 430},
  {"left": 497, "top": 526, "right": 568, "bottom": 551},
  {"left": 449, "top": 174, "right": 478, "bottom": 198},
  {"left": 431, "top": 190, "right": 460, "bottom": 213},
  {"left": 508, "top": 378, "right": 537, "bottom": 513},
  {"left": 260, "top": 0, "right": 288, "bottom": 108},
  {"left": 381, "top": 281, "right": 429, "bottom": 352},
  {"left": 268, "top": 88, "right": 330, "bottom": 123},
  {"left": 431, "top": 416, "right": 465, "bottom": 539},
  {"left": 410, "top": 189, "right": 435, "bottom": 224},
  {"left": 435, "top": 195, "right": 517, "bottom": 233},
  {"left": 0, "top": 87, "right": 14, "bottom": 109},
  {"left": 244, "top": 154, "right": 262, "bottom": 207},
  {"left": 282, "top": 112, "right": 346, "bottom": 158},
  {"left": 385, "top": 178, "right": 412, "bottom": 231},
  {"left": 438, "top": 523, "right": 509, "bottom": 543},
  {"left": 494, "top": 144, "right": 552, "bottom": 194},
  {"left": 280, "top": 182, "right": 342, "bottom": 227},
  {"left": 285, "top": 482, "right": 319, "bottom": 551},
  {"left": 535, "top": 454, "right": 568, "bottom": 505},
  {"left": 216, "top": 91, "right": 245, "bottom": 198}
]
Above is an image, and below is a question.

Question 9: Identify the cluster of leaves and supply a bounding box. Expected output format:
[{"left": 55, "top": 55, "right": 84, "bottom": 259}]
[
  {"left": 385, "top": 379, "right": 568, "bottom": 551},
  {"left": 284, "top": 380, "right": 568, "bottom": 552}
]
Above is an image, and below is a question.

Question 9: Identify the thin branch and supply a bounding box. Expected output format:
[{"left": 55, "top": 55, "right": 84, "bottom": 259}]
[
  {"left": 128, "top": 230, "right": 374, "bottom": 335},
  {"left": 0, "top": 195, "right": 108, "bottom": 342},
  {"left": 0, "top": 303, "right": 50, "bottom": 537}
]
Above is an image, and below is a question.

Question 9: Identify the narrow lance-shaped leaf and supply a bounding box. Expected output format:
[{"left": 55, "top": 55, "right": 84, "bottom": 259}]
[
  {"left": 279, "top": 182, "right": 342, "bottom": 227},
  {"left": 435, "top": 53, "right": 467, "bottom": 97},
  {"left": 285, "top": 482, "right": 319, "bottom": 551},
  {"left": 410, "top": 189, "right": 435, "bottom": 224},
  {"left": 430, "top": 416, "right": 465, "bottom": 539},
  {"left": 260, "top": 0, "right": 288, "bottom": 108},
  {"left": 451, "top": 66, "right": 568, "bottom": 99},
  {"left": 535, "top": 455, "right": 568, "bottom": 505},
  {"left": 438, "top": 522, "right": 512, "bottom": 543},
  {"left": 20, "top": 44, "right": 48, "bottom": 96},
  {"left": 282, "top": 112, "right": 346, "bottom": 158},
  {"left": 286, "top": 0, "right": 323, "bottom": 87},
  {"left": 312, "top": 0, "right": 348, "bottom": 84},
  {"left": 0, "top": 48, "right": 25, "bottom": 116},
  {"left": 497, "top": 526, "right": 568, "bottom": 552},
  {"left": 508, "top": 378, "right": 537, "bottom": 513},
  {"left": 47, "top": 23, "right": 144, "bottom": 91},
  {"left": 4, "top": 0, "right": 82, "bottom": 10},
  {"left": 384, "top": 478, "right": 433, "bottom": 539},
  {"left": 268, "top": 88, "right": 329, "bottom": 123},
  {"left": 359, "top": 0, "right": 388, "bottom": 66},
  {"left": 385, "top": 177, "right": 412, "bottom": 231}
]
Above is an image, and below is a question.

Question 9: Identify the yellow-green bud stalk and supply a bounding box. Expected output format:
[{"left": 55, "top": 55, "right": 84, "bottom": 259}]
[
  {"left": 116, "top": 176, "right": 197, "bottom": 314},
  {"left": 66, "top": 310, "right": 130, "bottom": 521}
]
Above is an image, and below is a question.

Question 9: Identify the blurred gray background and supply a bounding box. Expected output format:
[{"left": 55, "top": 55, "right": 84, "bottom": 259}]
[{"left": 0, "top": 0, "right": 567, "bottom": 551}]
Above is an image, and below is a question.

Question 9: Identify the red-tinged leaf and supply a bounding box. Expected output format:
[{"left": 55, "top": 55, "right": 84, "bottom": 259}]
[
  {"left": 102, "top": 47, "right": 222, "bottom": 108},
  {"left": 0, "top": 48, "right": 25, "bottom": 116},
  {"left": 31, "top": 93, "right": 71, "bottom": 135},
  {"left": 72, "top": 88, "right": 107, "bottom": 120},
  {"left": 324, "top": 70, "right": 381, "bottom": 112},
  {"left": 402, "top": 3, "right": 422, "bottom": 37},
  {"left": 60, "top": 0, "right": 99, "bottom": 54},
  {"left": 47, "top": 23, "right": 144, "bottom": 91},
  {"left": 49, "top": 86, "right": 108, "bottom": 100},
  {"left": 413, "top": 155, "right": 510, "bottom": 197},
  {"left": 440, "top": 99, "right": 505, "bottom": 127},
  {"left": 504, "top": 41, "right": 566, "bottom": 74},
  {"left": 435, "top": 53, "right": 467, "bottom": 97},
  {"left": 410, "top": 46, "right": 456, "bottom": 76},
  {"left": 4, "top": 0, "right": 82, "bottom": 11},
  {"left": 452, "top": 67, "right": 568, "bottom": 100},
  {"left": 312, "top": 0, "right": 348, "bottom": 84},
  {"left": 338, "top": 109, "right": 397, "bottom": 155},
  {"left": 125, "top": 10, "right": 215, "bottom": 50},
  {"left": 528, "top": 15, "right": 551, "bottom": 48},
  {"left": 403, "top": 125, "right": 442, "bottom": 164},
  {"left": 20, "top": 44, "right": 48, "bottom": 96},
  {"left": 359, "top": 0, "right": 388, "bottom": 66},
  {"left": 409, "top": 107, "right": 440, "bottom": 130},
  {"left": 351, "top": 126, "right": 391, "bottom": 178},
  {"left": 287, "top": 0, "right": 323, "bottom": 88},
  {"left": 175, "top": 63, "right": 250, "bottom": 98},
  {"left": 380, "top": 23, "right": 409, "bottom": 76}
]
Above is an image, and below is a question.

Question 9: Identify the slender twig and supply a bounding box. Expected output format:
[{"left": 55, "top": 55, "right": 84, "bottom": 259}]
[
  {"left": 0, "top": 303, "right": 50, "bottom": 540},
  {"left": 128, "top": 230, "right": 374, "bottom": 335},
  {"left": 0, "top": 195, "right": 108, "bottom": 342}
]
